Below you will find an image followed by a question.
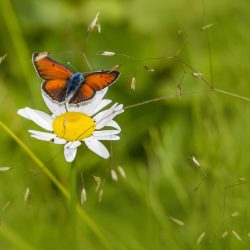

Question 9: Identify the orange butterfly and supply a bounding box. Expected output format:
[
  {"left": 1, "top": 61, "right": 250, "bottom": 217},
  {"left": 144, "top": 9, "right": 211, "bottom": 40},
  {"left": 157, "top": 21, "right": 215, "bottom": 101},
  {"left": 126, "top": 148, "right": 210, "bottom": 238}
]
[{"left": 32, "top": 52, "right": 120, "bottom": 104}]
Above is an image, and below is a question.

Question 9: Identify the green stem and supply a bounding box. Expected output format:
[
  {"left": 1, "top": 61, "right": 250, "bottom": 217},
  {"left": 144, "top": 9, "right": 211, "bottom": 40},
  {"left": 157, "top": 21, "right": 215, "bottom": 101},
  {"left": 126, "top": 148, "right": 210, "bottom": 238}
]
[
  {"left": 214, "top": 88, "right": 250, "bottom": 102},
  {"left": 0, "top": 120, "right": 112, "bottom": 250},
  {"left": 0, "top": 224, "right": 34, "bottom": 250},
  {"left": 0, "top": 0, "right": 36, "bottom": 99},
  {"left": 71, "top": 159, "right": 77, "bottom": 250}
]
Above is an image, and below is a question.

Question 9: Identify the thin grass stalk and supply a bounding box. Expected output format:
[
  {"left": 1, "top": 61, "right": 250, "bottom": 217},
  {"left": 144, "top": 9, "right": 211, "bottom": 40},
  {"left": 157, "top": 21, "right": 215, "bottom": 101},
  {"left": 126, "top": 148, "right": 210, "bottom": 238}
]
[
  {"left": 0, "top": 224, "right": 34, "bottom": 250},
  {"left": 0, "top": 119, "right": 112, "bottom": 250},
  {"left": 0, "top": 0, "right": 36, "bottom": 98},
  {"left": 71, "top": 159, "right": 77, "bottom": 250}
]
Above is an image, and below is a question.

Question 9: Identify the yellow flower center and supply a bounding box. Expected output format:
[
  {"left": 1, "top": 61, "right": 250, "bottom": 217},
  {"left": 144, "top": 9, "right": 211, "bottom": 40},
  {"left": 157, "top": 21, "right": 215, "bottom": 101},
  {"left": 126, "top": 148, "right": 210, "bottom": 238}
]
[{"left": 52, "top": 112, "right": 95, "bottom": 141}]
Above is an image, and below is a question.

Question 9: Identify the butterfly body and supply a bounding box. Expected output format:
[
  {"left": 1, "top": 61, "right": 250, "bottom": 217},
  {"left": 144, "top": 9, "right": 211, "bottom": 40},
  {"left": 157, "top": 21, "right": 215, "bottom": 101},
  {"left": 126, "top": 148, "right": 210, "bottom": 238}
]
[
  {"left": 66, "top": 73, "right": 85, "bottom": 102},
  {"left": 32, "top": 52, "right": 120, "bottom": 104}
]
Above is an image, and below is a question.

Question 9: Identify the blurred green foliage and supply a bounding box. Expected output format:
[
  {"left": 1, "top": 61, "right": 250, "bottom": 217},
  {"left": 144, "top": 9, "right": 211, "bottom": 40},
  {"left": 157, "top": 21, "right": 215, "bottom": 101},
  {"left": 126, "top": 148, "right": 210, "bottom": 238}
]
[{"left": 0, "top": 0, "right": 250, "bottom": 249}]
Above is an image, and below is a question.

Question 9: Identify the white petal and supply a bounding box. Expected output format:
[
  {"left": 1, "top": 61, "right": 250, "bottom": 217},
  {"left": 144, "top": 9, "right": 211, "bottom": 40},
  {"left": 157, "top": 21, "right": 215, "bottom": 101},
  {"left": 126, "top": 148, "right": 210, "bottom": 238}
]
[
  {"left": 93, "top": 99, "right": 112, "bottom": 114},
  {"left": 17, "top": 108, "right": 31, "bottom": 119},
  {"left": 18, "top": 107, "right": 53, "bottom": 131},
  {"left": 30, "top": 134, "right": 51, "bottom": 141},
  {"left": 28, "top": 130, "right": 56, "bottom": 140},
  {"left": 94, "top": 103, "right": 124, "bottom": 130},
  {"left": 84, "top": 137, "right": 109, "bottom": 159},
  {"left": 65, "top": 141, "right": 82, "bottom": 149},
  {"left": 115, "top": 104, "right": 124, "bottom": 111},
  {"left": 64, "top": 144, "right": 78, "bottom": 162},
  {"left": 53, "top": 137, "right": 67, "bottom": 144},
  {"left": 106, "top": 120, "right": 121, "bottom": 131},
  {"left": 93, "top": 135, "right": 120, "bottom": 141},
  {"left": 93, "top": 103, "right": 118, "bottom": 123},
  {"left": 93, "top": 130, "right": 120, "bottom": 136},
  {"left": 42, "top": 92, "right": 66, "bottom": 116},
  {"left": 67, "top": 88, "right": 108, "bottom": 116}
]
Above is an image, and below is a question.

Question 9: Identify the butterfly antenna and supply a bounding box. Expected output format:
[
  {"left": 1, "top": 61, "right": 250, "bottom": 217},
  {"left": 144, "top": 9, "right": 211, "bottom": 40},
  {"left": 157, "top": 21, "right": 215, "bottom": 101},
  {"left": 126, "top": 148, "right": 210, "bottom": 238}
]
[{"left": 67, "top": 61, "right": 79, "bottom": 72}]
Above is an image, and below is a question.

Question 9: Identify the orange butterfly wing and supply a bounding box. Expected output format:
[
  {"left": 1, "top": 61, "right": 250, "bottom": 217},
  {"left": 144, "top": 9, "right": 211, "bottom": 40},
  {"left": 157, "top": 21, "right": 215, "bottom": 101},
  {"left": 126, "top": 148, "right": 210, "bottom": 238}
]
[
  {"left": 69, "top": 71, "right": 120, "bottom": 104},
  {"left": 69, "top": 84, "right": 95, "bottom": 104},
  {"left": 84, "top": 71, "right": 120, "bottom": 90},
  {"left": 33, "top": 52, "right": 73, "bottom": 80},
  {"left": 42, "top": 79, "right": 68, "bottom": 102}
]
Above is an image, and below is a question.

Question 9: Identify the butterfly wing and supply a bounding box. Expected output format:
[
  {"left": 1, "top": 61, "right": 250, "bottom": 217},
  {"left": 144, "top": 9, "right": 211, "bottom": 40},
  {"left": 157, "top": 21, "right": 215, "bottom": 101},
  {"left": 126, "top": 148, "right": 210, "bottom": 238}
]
[
  {"left": 33, "top": 52, "right": 73, "bottom": 102},
  {"left": 69, "top": 84, "right": 95, "bottom": 104},
  {"left": 32, "top": 52, "right": 73, "bottom": 80},
  {"left": 69, "top": 71, "right": 120, "bottom": 104},
  {"left": 84, "top": 71, "right": 120, "bottom": 90},
  {"left": 42, "top": 79, "right": 68, "bottom": 102}
]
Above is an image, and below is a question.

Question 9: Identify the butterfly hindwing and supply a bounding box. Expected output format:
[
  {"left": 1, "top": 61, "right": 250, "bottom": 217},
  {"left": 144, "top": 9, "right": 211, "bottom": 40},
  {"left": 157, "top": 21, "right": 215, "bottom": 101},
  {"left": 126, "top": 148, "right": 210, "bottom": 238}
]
[
  {"left": 69, "top": 71, "right": 120, "bottom": 104},
  {"left": 33, "top": 52, "right": 73, "bottom": 80},
  {"left": 84, "top": 71, "right": 120, "bottom": 90},
  {"left": 42, "top": 79, "right": 68, "bottom": 102},
  {"left": 69, "top": 84, "right": 95, "bottom": 104}
]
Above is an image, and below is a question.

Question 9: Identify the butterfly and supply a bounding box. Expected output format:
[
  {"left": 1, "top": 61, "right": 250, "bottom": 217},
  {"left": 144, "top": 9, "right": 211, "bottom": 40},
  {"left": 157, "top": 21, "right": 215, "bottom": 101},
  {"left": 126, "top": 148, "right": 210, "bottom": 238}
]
[{"left": 32, "top": 52, "right": 120, "bottom": 104}]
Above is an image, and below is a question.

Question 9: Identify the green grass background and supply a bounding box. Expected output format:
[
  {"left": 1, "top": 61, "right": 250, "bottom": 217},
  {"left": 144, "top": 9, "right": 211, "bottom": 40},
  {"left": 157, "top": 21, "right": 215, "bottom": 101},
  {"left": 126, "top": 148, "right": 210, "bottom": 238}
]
[{"left": 0, "top": 0, "right": 250, "bottom": 249}]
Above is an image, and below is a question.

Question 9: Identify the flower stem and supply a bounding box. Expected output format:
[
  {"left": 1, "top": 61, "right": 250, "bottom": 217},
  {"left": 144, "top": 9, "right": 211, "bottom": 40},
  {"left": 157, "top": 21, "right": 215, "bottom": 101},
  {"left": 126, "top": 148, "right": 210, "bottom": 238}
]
[
  {"left": 0, "top": 120, "right": 112, "bottom": 250},
  {"left": 71, "top": 159, "right": 77, "bottom": 250}
]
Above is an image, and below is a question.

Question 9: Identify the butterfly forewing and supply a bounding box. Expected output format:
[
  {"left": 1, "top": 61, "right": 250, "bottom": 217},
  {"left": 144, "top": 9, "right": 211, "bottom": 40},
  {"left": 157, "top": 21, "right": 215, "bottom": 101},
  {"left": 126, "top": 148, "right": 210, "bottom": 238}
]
[
  {"left": 33, "top": 52, "right": 73, "bottom": 80},
  {"left": 84, "top": 71, "right": 120, "bottom": 90}
]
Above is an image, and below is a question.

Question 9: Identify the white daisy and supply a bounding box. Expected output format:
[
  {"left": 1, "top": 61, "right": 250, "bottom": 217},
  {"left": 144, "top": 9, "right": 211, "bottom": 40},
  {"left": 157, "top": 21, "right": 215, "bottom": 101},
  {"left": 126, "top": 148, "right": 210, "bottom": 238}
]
[{"left": 17, "top": 88, "right": 124, "bottom": 162}]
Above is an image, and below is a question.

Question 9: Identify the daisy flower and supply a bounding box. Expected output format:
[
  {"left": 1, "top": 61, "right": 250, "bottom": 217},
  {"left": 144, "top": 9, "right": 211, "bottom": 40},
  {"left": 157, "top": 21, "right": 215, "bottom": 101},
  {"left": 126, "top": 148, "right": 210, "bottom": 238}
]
[{"left": 17, "top": 88, "right": 124, "bottom": 162}]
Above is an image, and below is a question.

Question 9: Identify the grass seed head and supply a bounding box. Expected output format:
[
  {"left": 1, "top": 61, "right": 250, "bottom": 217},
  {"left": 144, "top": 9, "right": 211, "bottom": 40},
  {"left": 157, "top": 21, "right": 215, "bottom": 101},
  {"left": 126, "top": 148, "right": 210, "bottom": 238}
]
[
  {"left": 232, "top": 230, "right": 242, "bottom": 241},
  {"left": 144, "top": 66, "right": 154, "bottom": 72},
  {"left": 221, "top": 231, "right": 228, "bottom": 238},
  {"left": 0, "top": 166, "right": 12, "bottom": 172},
  {"left": 81, "top": 187, "right": 87, "bottom": 204},
  {"left": 192, "top": 72, "right": 204, "bottom": 79},
  {"left": 0, "top": 54, "right": 7, "bottom": 64},
  {"left": 98, "top": 189, "right": 104, "bottom": 203},
  {"left": 24, "top": 187, "right": 30, "bottom": 202},
  {"left": 2, "top": 200, "right": 12, "bottom": 212},
  {"left": 101, "top": 51, "right": 116, "bottom": 56},
  {"left": 92, "top": 175, "right": 101, "bottom": 192},
  {"left": 201, "top": 23, "right": 216, "bottom": 31},
  {"left": 87, "top": 12, "right": 100, "bottom": 33},
  {"left": 117, "top": 166, "right": 126, "bottom": 179},
  {"left": 131, "top": 76, "right": 136, "bottom": 90},
  {"left": 169, "top": 216, "right": 185, "bottom": 226},
  {"left": 197, "top": 232, "right": 206, "bottom": 245},
  {"left": 231, "top": 211, "right": 240, "bottom": 217},
  {"left": 111, "top": 169, "right": 118, "bottom": 181}
]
